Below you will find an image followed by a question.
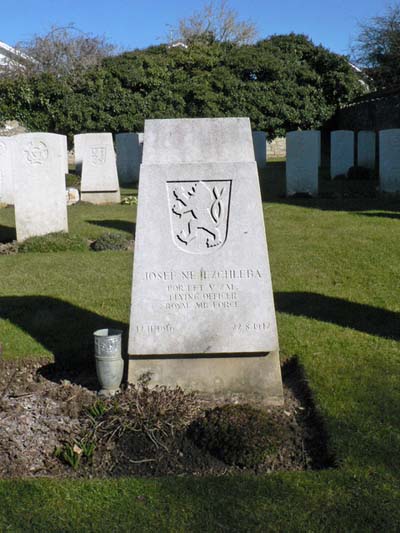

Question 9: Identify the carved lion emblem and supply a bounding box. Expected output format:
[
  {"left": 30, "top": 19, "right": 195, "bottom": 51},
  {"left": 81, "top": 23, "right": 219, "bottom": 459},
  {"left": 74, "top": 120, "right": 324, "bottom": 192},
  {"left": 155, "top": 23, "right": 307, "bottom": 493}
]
[{"left": 167, "top": 180, "right": 232, "bottom": 254}]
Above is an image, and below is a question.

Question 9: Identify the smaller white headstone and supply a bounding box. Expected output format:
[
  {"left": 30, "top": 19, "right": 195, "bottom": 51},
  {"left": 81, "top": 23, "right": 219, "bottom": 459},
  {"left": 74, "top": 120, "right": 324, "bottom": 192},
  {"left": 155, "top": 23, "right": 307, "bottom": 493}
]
[
  {"left": 357, "top": 131, "right": 376, "bottom": 170},
  {"left": 12, "top": 133, "right": 68, "bottom": 241},
  {"left": 330, "top": 130, "right": 354, "bottom": 178},
  {"left": 379, "top": 129, "right": 400, "bottom": 192},
  {"left": 0, "top": 137, "right": 14, "bottom": 205},
  {"left": 75, "top": 133, "right": 120, "bottom": 204},
  {"left": 252, "top": 131, "right": 267, "bottom": 169},
  {"left": 286, "top": 131, "right": 320, "bottom": 196},
  {"left": 116, "top": 133, "right": 142, "bottom": 183},
  {"left": 66, "top": 187, "right": 80, "bottom": 205}
]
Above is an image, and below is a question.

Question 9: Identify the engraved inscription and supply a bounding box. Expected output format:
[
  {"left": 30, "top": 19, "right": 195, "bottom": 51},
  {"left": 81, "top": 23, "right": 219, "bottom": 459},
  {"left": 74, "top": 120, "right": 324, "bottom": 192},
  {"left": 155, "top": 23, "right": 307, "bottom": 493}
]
[
  {"left": 141, "top": 268, "right": 264, "bottom": 314},
  {"left": 0, "top": 141, "right": 6, "bottom": 157},
  {"left": 90, "top": 146, "right": 107, "bottom": 166},
  {"left": 167, "top": 180, "right": 232, "bottom": 255},
  {"left": 24, "top": 141, "right": 48, "bottom": 165}
]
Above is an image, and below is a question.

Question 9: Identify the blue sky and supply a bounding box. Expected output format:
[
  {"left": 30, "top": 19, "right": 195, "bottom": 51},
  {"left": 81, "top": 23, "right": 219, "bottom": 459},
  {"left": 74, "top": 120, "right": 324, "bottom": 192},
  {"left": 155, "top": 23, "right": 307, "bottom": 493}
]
[{"left": 1, "top": 0, "right": 391, "bottom": 57}]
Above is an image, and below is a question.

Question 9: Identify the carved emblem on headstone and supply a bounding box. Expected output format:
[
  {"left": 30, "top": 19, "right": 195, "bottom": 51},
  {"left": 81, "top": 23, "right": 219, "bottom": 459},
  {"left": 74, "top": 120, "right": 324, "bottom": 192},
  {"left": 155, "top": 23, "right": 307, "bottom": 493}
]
[
  {"left": 0, "top": 141, "right": 6, "bottom": 157},
  {"left": 24, "top": 141, "right": 48, "bottom": 165},
  {"left": 167, "top": 180, "right": 231, "bottom": 254},
  {"left": 90, "top": 146, "right": 107, "bottom": 166}
]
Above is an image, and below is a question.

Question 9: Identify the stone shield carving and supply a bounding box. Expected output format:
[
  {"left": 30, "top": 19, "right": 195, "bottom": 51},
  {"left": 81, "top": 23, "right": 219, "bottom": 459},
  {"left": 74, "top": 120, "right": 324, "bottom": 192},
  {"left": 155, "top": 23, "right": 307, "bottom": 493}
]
[
  {"left": 167, "top": 180, "right": 232, "bottom": 254},
  {"left": 90, "top": 146, "right": 107, "bottom": 166}
]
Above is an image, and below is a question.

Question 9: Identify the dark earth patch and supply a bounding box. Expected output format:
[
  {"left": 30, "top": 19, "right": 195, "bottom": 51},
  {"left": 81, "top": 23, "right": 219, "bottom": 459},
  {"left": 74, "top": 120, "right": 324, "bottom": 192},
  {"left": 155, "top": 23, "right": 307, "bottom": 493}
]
[{"left": 0, "top": 357, "right": 334, "bottom": 478}]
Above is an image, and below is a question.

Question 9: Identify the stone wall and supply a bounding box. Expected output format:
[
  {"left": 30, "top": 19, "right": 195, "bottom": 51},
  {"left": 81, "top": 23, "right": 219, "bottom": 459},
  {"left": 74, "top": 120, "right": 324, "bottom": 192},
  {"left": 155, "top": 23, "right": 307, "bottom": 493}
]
[
  {"left": 0, "top": 120, "right": 28, "bottom": 136},
  {"left": 333, "top": 89, "right": 400, "bottom": 132},
  {"left": 267, "top": 136, "right": 286, "bottom": 159}
]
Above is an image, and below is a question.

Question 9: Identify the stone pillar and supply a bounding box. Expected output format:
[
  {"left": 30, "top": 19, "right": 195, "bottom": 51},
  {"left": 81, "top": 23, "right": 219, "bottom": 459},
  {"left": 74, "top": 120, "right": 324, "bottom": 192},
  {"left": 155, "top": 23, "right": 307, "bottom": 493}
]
[
  {"left": 12, "top": 133, "right": 68, "bottom": 241},
  {"left": 330, "top": 130, "right": 354, "bottom": 178},
  {"left": 0, "top": 137, "right": 15, "bottom": 205},
  {"left": 379, "top": 129, "right": 400, "bottom": 193},
  {"left": 252, "top": 131, "right": 267, "bottom": 169},
  {"left": 357, "top": 131, "right": 376, "bottom": 170},
  {"left": 286, "top": 130, "right": 320, "bottom": 196},
  {"left": 74, "top": 133, "right": 120, "bottom": 204},
  {"left": 116, "top": 132, "right": 142, "bottom": 184}
]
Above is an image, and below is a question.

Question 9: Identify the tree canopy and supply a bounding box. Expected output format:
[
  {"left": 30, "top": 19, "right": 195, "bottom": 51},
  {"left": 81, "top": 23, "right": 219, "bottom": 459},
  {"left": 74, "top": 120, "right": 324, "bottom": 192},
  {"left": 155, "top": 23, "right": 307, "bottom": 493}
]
[
  {"left": 352, "top": 4, "right": 400, "bottom": 89},
  {"left": 0, "top": 34, "right": 365, "bottom": 140}
]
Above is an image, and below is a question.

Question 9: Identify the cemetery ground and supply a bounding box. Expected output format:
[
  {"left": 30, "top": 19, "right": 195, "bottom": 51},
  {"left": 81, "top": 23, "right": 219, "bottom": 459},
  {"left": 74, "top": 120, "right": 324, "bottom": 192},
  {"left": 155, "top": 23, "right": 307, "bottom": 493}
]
[{"left": 0, "top": 183, "right": 399, "bottom": 531}]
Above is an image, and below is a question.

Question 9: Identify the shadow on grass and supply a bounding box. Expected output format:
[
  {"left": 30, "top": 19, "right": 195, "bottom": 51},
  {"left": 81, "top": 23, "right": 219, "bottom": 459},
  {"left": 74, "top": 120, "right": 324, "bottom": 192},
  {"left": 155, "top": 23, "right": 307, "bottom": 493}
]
[
  {"left": 275, "top": 292, "right": 400, "bottom": 341},
  {"left": 86, "top": 219, "right": 136, "bottom": 236},
  {"left": 354, "top": 212, "right": 400, "bottom": 220},
  {"left": 0, "top": 296, "right": 128, "bottom": 387},
  {"left": 0, "top": 224, "right": 16, "bottom": 243},
  {"left": 282, "top": 356, "right": 336, "bottom": 469}
]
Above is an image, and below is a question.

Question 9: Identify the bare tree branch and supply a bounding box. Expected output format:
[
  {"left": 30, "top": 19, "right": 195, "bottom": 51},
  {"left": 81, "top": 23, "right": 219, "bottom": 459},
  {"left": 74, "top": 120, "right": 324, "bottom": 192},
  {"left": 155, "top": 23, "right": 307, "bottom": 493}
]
[{"left": 169, "top": 0, "right": 258, "bottom": 46}]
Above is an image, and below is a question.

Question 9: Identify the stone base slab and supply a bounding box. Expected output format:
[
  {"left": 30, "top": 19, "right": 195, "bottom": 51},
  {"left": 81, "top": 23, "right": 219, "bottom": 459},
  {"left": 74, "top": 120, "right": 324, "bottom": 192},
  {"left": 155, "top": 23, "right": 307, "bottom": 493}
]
[
  {"left": 80, "top": 190, "right": 121, "bottom": 204},
  {"left": 128, "top": 351, "right": 284, "bottom": 406}
]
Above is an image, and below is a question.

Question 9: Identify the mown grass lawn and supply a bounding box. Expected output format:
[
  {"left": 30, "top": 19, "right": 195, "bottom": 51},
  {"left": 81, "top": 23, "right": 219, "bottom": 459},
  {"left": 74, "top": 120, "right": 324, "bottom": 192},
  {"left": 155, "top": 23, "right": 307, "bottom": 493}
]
[{"left": 0, "top": 195, "right": 399, "bottom": 532}]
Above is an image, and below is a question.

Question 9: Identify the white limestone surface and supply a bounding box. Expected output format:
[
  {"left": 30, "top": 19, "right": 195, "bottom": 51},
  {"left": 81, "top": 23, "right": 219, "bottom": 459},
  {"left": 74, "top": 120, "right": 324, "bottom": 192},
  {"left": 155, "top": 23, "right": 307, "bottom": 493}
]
[
  {"left": 252, "top": 131, "right": 267, "bottom": 169},
  {"left": 330, "top": 130, "right": 354, "bottom": 178},
  {"left": 116, "top": 132, "right": 141, "bottom": 183},
  {"left": 142, "top": 117, "right": 255, "bottom": 164},
  {"left": 128, "top": 118, "right": 283, "bottom": 405},
  {"left": 0, "top": 136, "right": 14, "bottom": 204},
  {"left": 12, "top": 133, "right": 68, "bottom": 241},
  {"left": 286, "top": 130, "right": 320, "bottom": 195},
  {"left": 379, "top": 129, "right": 400, "bottom": 192},
  {"left": 358, "top": 131, "right": 376, "bottom": 170},
  {"left": 75, "top": 133, "right": 120, "bottom": 203}
]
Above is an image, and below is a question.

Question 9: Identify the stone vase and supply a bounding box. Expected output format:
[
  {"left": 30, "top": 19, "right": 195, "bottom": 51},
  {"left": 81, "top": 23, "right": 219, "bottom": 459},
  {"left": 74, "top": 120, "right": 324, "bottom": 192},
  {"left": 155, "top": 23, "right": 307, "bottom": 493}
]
[{"left": 94, "top": 328, "right": 123, "bottom": 395}]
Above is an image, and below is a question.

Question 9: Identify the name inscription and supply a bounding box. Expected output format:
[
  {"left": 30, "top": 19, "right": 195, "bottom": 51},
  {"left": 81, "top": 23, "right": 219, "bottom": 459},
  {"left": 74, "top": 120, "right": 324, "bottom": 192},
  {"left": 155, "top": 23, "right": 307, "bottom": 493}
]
[{"left": 134, "top": 267, "right": 270, "bottom": 337}]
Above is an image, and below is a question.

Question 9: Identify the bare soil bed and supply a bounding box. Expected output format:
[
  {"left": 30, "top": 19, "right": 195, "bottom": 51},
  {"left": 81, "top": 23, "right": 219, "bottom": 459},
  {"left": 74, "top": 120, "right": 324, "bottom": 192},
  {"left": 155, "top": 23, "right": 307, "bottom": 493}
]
[{"left": 0, "top": 358, "right": 334, "bottom": 479}]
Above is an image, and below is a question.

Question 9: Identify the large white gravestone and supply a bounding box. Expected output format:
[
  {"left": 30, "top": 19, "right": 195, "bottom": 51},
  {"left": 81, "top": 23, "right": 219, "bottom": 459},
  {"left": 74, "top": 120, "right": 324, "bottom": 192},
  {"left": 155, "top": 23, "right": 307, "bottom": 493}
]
[
  {"left": 74, "top": 133, "right": 120, "bottom": 203},
  {"left": 0, "top": 137, "right": 14, "bottom": 204},
  {"left": 12, "top": 133, "right": 68, "bottom": 241},
  {"left": 128, "top": 118, "right": 283, "bottom": 405},
  {"left": 379, "top": 129, "right": 400, "bottom": 192},
  {"left": 330, "top": 130, "right": 354, "bottom": 178},
  {"left": 252, "top": 131, "right": 267, "bottom": 169},
  {"left": 357, "top": 131, "right": 376, "bottom": 170},
  {"left": 116, "top": 133, "right": 142, "bottom": 184},
  {"left": 286, "top": 130, "right": 320, "bottom": 196}
]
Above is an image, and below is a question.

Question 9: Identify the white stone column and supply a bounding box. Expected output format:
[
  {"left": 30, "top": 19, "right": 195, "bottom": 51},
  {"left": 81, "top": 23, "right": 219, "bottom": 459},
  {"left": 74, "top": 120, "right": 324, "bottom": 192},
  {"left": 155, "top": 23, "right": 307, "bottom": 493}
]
[
  {"left": 252, "top": 131, "right": 267, "bottom": 169},
  {"left": 379, "top": 129, "right": 400, "bottom": 192},
  {"left": 12, "top": 133, "right": 68, "bottom": 241},
  {"left": 286, "top": 130, "right": 320, "bottom": 196},
  {"left": 330, "top": 130, "right": 354, "bottom": 178},
  {"left": 358, "top": 131, "right": 376, "bottom": 169}
]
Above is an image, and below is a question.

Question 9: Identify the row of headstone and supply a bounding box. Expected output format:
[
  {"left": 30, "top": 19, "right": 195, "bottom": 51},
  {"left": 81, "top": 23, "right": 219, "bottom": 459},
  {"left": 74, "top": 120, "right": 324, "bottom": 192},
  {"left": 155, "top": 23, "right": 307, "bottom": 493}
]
[
  {"left": 286, "top": 129, "right": 400, "bottom": 195},
  {"left": 0, "top": 131, "right": 145, "bottom": 207}
]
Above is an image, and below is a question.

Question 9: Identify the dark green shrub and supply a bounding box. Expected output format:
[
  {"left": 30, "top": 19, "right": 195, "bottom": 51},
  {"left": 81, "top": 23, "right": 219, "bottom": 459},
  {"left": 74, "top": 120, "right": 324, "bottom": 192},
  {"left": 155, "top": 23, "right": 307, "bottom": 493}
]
[
  {"left": 18, "top": 232, "right": 87, "bottom": 253},
  {"left": 188, "top": 404, "right": 281, "bottom": 468},
  {"left": 91, "top": 232, "right": 130, "bottom": 251}
]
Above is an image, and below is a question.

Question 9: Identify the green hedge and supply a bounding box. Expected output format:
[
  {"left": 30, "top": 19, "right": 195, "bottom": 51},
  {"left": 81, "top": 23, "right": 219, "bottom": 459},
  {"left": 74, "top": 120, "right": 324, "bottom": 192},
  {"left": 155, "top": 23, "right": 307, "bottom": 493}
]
[{"left": 0, "top": 34, "right": 365, "bottom": 141}]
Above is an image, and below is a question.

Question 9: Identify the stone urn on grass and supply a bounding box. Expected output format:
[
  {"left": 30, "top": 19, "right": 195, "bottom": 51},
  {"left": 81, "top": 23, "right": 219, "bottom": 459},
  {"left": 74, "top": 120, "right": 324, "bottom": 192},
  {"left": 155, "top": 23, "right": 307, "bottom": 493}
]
[{"left": 94, "top": 328, "right": 123, "bottom": 396}]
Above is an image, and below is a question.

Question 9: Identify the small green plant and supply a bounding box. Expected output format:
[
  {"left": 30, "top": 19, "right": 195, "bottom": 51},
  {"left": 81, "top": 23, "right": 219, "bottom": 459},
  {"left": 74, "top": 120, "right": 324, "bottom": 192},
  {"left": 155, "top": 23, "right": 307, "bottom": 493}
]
[
  {"left": 55, "top": 438, "right": 95, "bottom": 469},
  {"left": 87, "top": 399, "right": 108, "bottom": 419},
  {"left": 18, "top": 232, "right": 87, "bottom": 253},
  {"left": 188, "top": 404, "right": 282, "bottom": 468},
  {"left": 91, "top": 232, "right": 130, "bottom": 251},
  {"left": 121, "top": 195, "right": 137, "bottom": 205}
]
